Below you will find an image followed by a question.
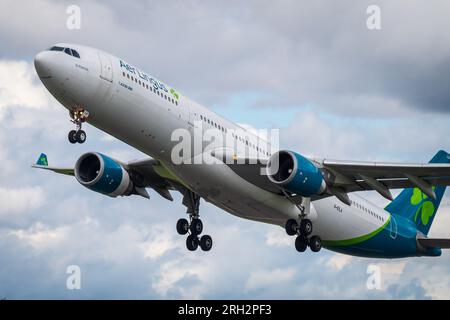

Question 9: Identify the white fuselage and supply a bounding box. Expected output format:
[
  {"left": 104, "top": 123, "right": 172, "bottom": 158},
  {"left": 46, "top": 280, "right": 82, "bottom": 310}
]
[{"left": 35, "top": 43, "right": 393, "bottom": 244}]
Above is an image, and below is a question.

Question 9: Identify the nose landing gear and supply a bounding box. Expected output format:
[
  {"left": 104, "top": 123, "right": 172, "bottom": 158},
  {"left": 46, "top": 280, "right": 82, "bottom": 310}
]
[{"left": 68, "top": 108, "right": 89, "bottom": 144}]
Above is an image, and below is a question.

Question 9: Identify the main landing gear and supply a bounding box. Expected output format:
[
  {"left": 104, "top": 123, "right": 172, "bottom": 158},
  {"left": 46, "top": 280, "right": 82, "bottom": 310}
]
[
  {"left": 281, "top": 192, "right": 322, "bottom": 253},
  {"left": 176, "top": 190, "right": 213, "bottom": 252},
  {"left": 285, "top": 217, "right": 322, "bottom": 253},
  {"left": 68, "top": 108, "right": 89, "bottom": 144}
]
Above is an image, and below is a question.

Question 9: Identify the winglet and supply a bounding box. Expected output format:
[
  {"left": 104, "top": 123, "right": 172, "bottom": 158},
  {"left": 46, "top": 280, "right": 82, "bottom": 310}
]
[{"left": 36, "top": 153, "right": 48, "bottom": 166}]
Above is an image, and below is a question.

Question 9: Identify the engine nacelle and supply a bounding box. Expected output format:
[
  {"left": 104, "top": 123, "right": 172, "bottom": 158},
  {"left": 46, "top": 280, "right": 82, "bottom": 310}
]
[
  {"left": 74, "top": 152, "right": 133, "bottom": 197},
  {"left": 267, "top": 150, "right": 326, "bottom": 197}
]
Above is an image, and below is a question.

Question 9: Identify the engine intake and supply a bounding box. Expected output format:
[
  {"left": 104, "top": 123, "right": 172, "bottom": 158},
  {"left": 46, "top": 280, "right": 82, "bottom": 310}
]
[
  {"left": 75, "top": 152, "right": 133, "bottom": 197},
  {"left": 267, "top": 150, "right": 326, "bottom": 197}
]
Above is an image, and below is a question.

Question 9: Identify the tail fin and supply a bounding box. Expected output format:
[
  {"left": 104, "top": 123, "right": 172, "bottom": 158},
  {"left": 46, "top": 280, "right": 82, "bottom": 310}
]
[
  {"left": 36, "top": 153, "right": 48, "bottom": 166},
  {"left": 385, "top": 150, "right": 449, "bottom": 235}
]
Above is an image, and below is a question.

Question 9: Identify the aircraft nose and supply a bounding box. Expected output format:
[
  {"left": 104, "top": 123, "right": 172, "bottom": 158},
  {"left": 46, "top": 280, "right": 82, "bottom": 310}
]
[{"left": 34, "top": 51, "right": 52, "bottom": 78}]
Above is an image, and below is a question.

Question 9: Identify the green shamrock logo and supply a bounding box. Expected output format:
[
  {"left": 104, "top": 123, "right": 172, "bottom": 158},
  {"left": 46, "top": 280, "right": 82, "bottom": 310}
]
[
  {"left": 39, "top": 157, "right": 48, "bottom": 166},
  {"left": 170, "top": 88, "right": 179, "bottom": 100},
  {"left": 410, "top": 188, "right": 435, "bottom": 225}
]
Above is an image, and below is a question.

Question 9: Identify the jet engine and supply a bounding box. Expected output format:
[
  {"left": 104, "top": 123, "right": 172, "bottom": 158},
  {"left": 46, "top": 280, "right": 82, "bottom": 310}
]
[
  {"left": 74, "top": 152, "right": 133, "bottom": 197},
  {"left": 267, "top": 150, "right": 326, "bottom": 197}
]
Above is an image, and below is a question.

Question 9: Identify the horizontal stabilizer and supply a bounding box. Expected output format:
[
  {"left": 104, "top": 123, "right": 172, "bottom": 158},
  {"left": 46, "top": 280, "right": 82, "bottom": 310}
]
[
  {"left": 417, "top": 238, "right": 450, "bottom": 249},
  {"left": 31, "top": 164, "right": 74, "bottom": 176},
  {"left": 31, "top": 153, "right": 74, "bottom": 176}
]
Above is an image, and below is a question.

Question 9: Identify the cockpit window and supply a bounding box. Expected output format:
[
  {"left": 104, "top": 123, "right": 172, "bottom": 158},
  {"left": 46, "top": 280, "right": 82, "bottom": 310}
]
[
  {"left": 49, "top": 46, "right": 64, "bottom": 51},
  {"left": 48, "top": 46, "right": 81, "bottom": 59},
  {"left": 71, "top": 49, "right": 80, "bottom": 58}
]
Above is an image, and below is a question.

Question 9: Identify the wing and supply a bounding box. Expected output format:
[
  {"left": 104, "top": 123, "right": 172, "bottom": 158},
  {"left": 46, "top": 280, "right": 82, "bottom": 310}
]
[
  {"left": 123, "top": 158, "right": 181, "bottom": 200},
  {"left": 217, "top": 150, "right": 450, "bottom": 204},
  {"left": 31, "top": 153, "right": 180, "bottom": 201},
  {"left": 320, "top": 152, "right": 450, "bottom": 201}
]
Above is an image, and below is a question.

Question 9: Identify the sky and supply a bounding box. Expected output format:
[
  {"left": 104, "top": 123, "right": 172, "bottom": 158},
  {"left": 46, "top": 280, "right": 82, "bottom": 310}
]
[{"left": 0, "top": 0, "right": 450, "bottom": 299}]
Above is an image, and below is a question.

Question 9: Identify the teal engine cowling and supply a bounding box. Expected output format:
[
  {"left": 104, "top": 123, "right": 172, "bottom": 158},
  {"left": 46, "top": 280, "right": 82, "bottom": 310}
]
[
  {"left": 74, "top": 152, "right": 133, "bottom": 197},
  {"left": 267, "top": 150, "right": 326, "bottom": 197}
]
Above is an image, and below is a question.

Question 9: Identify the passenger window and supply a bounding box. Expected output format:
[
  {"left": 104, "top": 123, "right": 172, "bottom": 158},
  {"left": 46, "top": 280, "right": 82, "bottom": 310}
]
[{"left": 127, "top": 74, "right": 130, "bottom": 79}]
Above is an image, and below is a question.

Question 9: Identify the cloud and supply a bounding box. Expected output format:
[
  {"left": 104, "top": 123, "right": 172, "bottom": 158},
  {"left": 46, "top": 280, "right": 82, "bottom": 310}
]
[
  {"left": 9, "top": 222, "right": 68, "bottom": 250},
  {"left": 326, "top": 254, "right": 353, "bottom": 271},
  {"left": 387, "top": 278, "right": 431, "bottom": 300},
  {"left": 0, "top": 60, "right": 49, "bottom": 111},
  {"left": 0, "top": 186, "right": 45, "bottom": 215},
  {"left": 246, "top": 267, "right": 296, "bottom": 291},
  {"left": 265, "top": 228, "right": 291, "bottom": 247},
  {"left": 139, "top": 224, "right": 179, "bottom": 260}
]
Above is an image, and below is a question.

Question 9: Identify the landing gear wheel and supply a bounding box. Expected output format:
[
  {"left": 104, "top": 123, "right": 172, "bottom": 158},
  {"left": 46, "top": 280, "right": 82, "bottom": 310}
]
[
  {"left": 186, "top": 234, "right": 199, "bottom": 251},
  {"left": 176, "top": 218, "right": 189, "bottom": 235},
  {"left": 295, "top": 236, "right": 308, "bottom": 252},
  {"left": 309, "top": 235, "right": 322, "bottom": 252},
  {"left": 68, "top": 130, "right": 77, "bottom": 144},
  {"left": 190, "top": 219, "right": 203, "bottom": 235},
  {"left": 300, "top": 219, "right": 313, "bottom": 236},
  {"left": 75, "top": 130, "right": 86, "bottom": 144},
  {"left": 199, "top": 235, "right": 213, "bottom": 251},
  {"left": 285, "top": 219, "right": 298, "bottom": 236}
]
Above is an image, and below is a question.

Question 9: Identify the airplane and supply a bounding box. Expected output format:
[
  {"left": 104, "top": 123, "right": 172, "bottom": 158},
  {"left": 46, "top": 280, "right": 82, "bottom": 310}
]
[{"left": 32, "top": 43, "right": 450, "bottom": 258}]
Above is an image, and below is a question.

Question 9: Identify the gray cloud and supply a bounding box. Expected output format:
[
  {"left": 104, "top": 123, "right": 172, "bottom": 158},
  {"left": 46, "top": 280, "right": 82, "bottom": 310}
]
[{"left": 2, "top": 1, "right": 450, "bottom": 114}]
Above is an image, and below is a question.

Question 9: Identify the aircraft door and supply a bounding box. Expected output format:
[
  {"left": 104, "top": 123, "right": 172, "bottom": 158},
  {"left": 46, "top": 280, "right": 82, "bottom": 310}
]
[
  {"left": 95, "top": 51, "right": 114, "bottom": 104},
  {"left": 98, "top": 51, "right": 113, "bottom": 82}
]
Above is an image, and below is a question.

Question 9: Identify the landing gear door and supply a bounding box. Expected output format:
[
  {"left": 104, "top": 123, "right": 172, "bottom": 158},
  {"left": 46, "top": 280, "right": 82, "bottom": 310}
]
[{"left": 98, "top": 51, "right": 113, "bottom": 82}]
